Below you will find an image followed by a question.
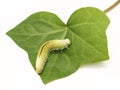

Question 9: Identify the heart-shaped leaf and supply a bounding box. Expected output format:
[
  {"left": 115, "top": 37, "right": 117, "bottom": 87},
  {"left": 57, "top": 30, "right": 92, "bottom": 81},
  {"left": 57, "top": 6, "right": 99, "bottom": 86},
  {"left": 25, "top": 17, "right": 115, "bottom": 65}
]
[{"left": 6, "top": 7, "right": 110, "bottom": 84}]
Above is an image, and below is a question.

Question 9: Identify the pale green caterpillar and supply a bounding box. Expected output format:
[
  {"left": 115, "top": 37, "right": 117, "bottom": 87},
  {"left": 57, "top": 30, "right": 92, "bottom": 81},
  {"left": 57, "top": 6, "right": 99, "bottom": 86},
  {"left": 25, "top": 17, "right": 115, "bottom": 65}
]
[{"left": 35, "top": 39, "right": 71, "bottom": 74}]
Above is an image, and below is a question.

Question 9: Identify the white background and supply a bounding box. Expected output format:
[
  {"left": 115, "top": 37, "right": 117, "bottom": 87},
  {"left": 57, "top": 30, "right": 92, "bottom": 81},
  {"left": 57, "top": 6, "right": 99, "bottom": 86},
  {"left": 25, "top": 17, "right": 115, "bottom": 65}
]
[{"left": 0, "top": 0, "right": 120, "bottom": 90}]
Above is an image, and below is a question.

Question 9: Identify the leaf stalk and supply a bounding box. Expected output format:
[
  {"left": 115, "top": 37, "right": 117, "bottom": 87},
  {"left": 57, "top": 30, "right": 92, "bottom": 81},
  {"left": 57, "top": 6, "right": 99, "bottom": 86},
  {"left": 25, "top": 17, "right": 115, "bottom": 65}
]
[{"left": 104, "top": 0, "right": 120, "bottom": 13}]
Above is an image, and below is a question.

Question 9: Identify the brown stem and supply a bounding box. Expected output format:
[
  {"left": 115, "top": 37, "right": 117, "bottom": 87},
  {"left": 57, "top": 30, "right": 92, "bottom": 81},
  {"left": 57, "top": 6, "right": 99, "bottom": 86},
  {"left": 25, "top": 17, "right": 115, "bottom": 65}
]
[{"left": 104, "top": 0, "right": 120, "bottom": 13}]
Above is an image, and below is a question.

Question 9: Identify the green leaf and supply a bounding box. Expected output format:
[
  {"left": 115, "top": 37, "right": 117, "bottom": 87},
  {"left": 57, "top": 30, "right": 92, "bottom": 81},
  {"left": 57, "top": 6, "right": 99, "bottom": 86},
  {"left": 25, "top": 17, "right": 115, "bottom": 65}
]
[{"left": 6, "top": 7, "right": 110, "bottom": 84}]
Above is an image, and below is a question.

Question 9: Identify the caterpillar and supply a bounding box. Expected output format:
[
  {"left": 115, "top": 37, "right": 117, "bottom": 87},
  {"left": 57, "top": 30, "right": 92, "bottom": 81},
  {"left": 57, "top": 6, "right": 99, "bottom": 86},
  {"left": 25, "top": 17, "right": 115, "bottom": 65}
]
[{"left": 35, "top": 39, "right": 71, "bottom": 74}]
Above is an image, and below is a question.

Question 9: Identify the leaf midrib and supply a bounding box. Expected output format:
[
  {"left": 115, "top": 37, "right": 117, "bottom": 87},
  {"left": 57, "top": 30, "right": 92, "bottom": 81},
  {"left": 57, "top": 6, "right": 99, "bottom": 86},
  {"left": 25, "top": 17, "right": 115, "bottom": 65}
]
[
  {"left": 67, "top": 27, "right": 108, "bottom": 59},
  {"left": 7, "top": 28, "right": 66, "bottom": 36}
]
